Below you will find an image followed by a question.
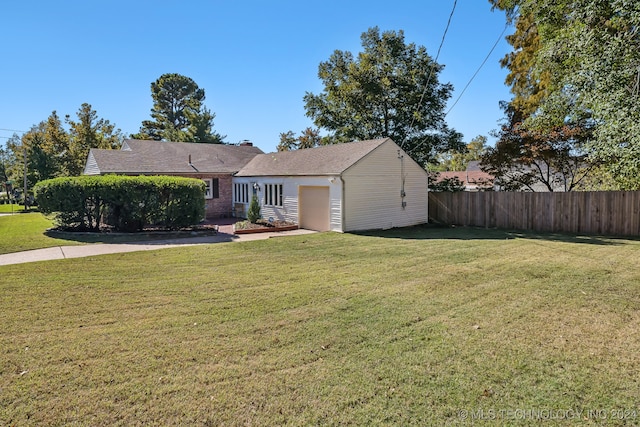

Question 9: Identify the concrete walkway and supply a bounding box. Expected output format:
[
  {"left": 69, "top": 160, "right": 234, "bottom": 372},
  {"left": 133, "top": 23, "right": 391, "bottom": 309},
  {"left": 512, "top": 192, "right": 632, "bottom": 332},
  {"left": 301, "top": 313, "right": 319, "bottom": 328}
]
[{"left": 0, "top": 228, "right": 317, "bottom": 266}]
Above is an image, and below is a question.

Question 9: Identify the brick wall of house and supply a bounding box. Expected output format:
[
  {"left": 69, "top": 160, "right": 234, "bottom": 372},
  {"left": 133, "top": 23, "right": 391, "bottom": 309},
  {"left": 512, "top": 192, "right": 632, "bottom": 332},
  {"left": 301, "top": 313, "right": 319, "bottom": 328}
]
[{"left": 204, "top": 174, "right": 234, "bottom": 218}]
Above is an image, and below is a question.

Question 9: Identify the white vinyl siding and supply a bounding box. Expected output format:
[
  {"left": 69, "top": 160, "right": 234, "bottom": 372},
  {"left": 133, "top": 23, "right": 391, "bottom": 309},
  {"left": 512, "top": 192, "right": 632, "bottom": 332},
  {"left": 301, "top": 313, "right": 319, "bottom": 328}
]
[
  {"left": 231, "top": 139, "right": 428, "bottom": 232},
  {"left": 232, "top": 176, "right": 343, "bottom": 230},
  {"left": 342, "top": 140, "right": 428, "bottom": 231}
]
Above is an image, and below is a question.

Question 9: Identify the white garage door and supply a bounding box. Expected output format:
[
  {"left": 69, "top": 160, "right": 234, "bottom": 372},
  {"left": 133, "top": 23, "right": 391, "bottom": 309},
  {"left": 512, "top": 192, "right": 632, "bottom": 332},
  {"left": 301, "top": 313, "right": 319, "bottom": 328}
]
[{"left": 299, "top": 186, "right": 330, "bottom": 231}]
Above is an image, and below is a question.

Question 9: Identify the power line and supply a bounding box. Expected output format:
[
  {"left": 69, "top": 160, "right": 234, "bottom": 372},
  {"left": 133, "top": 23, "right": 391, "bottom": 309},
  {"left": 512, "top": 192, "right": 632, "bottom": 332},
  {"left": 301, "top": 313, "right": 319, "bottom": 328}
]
[
  {"left": 0, "top": 128, "right": 27, "bottom": 134},
  {"left": 403, "top": 0, "right": 457, "bottom": 150},
  {"left": 445, "top": 23, "right": 509, "bottom": 117},
  {"left": 408, "top": 21, "right": 510, "bottom": 158}
]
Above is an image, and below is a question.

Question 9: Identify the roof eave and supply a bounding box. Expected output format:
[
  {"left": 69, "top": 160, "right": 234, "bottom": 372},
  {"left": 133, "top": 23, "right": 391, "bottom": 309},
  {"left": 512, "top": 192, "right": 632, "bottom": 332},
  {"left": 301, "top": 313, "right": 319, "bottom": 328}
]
[{"left": 234, "top": 172, "right": 343, "bottom": 178}]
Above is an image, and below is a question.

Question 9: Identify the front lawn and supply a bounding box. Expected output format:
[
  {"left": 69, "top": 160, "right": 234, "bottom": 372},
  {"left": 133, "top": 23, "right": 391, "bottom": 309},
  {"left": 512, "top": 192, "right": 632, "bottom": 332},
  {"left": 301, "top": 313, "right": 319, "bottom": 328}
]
[
  {"left": 0, "top": 213, "right": 84, "bottom": 254},
  {"left": 1, "top": 227, "right": 640, "bottom": 425},
  {"left": 0, "top": 213, "right": 213, "bottom": 255},
  {"left": 0, "top": 203, "right": 37, "bottom": 213}
]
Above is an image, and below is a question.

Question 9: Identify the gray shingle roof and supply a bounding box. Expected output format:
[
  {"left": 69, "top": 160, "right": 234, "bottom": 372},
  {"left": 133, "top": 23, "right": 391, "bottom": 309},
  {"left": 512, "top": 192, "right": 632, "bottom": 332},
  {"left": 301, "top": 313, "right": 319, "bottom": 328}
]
[
  {"left": 86, "top": 139, "right": 263, "bottom": 175},
  {"left": 235, "top": 138, "right": 390, "bottom": 177}
]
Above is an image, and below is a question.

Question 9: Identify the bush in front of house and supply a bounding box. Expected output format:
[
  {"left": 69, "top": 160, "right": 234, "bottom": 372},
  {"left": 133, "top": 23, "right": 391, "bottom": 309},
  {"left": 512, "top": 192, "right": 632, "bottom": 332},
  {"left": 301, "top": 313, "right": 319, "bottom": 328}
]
[
  {"left": 34, "top": 175, "right": 205, "bottom": 232},
  {"left": 247, "top": 194, "right": 261, "bottom": 223}
]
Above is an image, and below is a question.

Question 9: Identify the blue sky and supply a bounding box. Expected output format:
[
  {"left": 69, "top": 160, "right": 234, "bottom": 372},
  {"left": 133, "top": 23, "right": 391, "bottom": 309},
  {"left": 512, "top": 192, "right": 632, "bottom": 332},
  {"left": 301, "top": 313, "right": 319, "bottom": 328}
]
[{"left": 0, "top": 1, "right": 512, "bottom": 153}]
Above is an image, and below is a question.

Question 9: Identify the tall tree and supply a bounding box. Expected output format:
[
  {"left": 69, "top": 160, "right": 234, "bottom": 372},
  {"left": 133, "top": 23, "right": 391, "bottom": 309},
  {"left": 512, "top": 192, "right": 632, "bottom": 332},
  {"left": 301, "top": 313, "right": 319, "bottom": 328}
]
[
  {"left": 481, "top": 102, "right": 597, "bottom": 191},
  {"left": 44, "top": 111, "right": 71, "bottom": 176},
  {"left": 4, "top": 106, "right": 122, "bottom": 190},
  {"left": 185, "top": 106, "right": 226, "bottom": 143},
  {"left": 277, "top": 131, "right": 297, "bottom": 152},
  {"left": 490, "top": 0, "right": 640, "bottom": 189},
  {"left": 22, "top": 123, "right": 60, "bottom": 185},
  {"left": 136, "top": 73, "right": 225, "bottom": 143},
  {"left": 277, "top": 127, "right": 325, "bottom": 151},
  {"left": 1, "top": 137, "right": 19, "bottom": 199},
  {"left": 499, "top": 11, "right": 551, "bottom": 117},
  {"left": 303, "top": 27, "right": 462, "bottom": 166},
  {"left": 66, "top": 103, "right": 123, "bottom": 176},
  {"left": 435, "top": 135, "right": 489, "bottom": 171},
  {"left": 6, "top": 112, "right": 70, "bottom": 190}
]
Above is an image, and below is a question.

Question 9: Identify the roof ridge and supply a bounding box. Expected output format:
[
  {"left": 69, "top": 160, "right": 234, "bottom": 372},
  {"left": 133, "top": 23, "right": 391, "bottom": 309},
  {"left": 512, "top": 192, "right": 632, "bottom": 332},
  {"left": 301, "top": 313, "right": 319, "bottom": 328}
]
[{"left": 236, "top": 138, "right": 394, "bottom": 177}]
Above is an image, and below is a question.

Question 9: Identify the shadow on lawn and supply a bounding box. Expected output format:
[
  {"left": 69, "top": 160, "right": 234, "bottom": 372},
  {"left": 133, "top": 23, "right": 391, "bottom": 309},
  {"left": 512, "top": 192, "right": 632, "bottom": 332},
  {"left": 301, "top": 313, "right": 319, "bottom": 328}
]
[
  {"left": 43, "top": 229, "right": 238, "bottom": 245},
  {"left": 354, "top": 224, "right": 639, "bottom": 246}
]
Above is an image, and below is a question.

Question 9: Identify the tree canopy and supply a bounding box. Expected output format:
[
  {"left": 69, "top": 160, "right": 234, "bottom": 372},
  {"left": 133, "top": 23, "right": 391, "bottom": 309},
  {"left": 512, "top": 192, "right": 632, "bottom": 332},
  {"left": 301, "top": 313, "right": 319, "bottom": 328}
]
[
  {"left": 481, "top": 103, "right": 597, "bottom": 191},
  {"left": 433, "top": 135, "right": 489, "bottom": 172},
  {"left": 4, "top": 104, "right": 123, "bottom": 190},
  {"left": 490, "top": 0, "right": 640, "bottom": 189},
  {"left": 303, "top": 27, "right": 462, "bottom": 167},
  {"left": 136, "top": 73, "right": 225, "bottom": 143},
  {"left": 66, "top": 103, "right": 122, "bottom": 176},
  {"left": 277, "top": 127, "right": 327, "bottom": 151}
]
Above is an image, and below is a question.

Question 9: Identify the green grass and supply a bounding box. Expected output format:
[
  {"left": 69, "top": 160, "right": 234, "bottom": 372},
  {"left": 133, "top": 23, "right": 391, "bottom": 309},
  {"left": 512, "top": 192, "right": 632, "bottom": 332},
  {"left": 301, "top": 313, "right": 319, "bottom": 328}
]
[
  {"left": 0, "top": 213, "right": 213, "bottom": 255},
  {"left": 0, "top": 213, "right": 85, "bottom": 254},
  {"left": 1, "top": 227, "right": 640, "bottom": 425},
  {"left": 0, "top": 203, "right": 37, "bottom": 213}
]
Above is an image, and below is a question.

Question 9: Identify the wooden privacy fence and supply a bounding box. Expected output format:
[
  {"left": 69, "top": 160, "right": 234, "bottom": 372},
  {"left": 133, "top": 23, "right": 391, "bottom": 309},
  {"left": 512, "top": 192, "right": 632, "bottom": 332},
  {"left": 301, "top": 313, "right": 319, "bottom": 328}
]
[{"left": 429, "top": 191, "right": 640, "bottom": 236}]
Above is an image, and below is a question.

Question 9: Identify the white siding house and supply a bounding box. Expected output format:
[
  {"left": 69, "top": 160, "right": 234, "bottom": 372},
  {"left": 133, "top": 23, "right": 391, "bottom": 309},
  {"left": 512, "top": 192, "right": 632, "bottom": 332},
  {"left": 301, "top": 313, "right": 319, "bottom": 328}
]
[
  {"left": 234, "top": 138, "right": 429, "bottom": 232},
  {"left": 233, "top": 176, "right": 344, "bottom": 231}
]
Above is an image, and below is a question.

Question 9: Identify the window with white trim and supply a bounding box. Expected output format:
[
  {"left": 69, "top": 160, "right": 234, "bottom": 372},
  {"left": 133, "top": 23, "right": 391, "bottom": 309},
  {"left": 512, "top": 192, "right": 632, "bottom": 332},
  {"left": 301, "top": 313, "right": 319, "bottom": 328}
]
[
  {"left": 264, "top": 184, "right": 283, "bottom": 207},
  {"left": 203, "top": 178, "right": 219, "bottom": 199},
  {"left": 234, "top": 183, "right": 249, "bottom": 203}
]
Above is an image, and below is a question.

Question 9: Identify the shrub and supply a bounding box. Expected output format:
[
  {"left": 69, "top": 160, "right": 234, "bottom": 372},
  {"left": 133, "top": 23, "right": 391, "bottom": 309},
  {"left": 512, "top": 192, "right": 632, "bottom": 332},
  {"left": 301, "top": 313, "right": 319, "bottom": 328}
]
[
  {"left": 247, "top": 194, "right": 261, "bottom": 223},
  {"left": 34, "top": 175, "right": 205, "bottom": 231},
  {"left": 35, "top": 176, "right": 96, "bottom": 230}
]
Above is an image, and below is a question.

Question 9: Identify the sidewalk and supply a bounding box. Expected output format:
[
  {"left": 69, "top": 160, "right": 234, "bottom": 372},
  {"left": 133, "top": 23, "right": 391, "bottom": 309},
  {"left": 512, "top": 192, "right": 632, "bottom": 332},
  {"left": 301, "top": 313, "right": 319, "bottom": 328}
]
[{"left": 0, "top": 227, "right": 317, "bottom": 266}]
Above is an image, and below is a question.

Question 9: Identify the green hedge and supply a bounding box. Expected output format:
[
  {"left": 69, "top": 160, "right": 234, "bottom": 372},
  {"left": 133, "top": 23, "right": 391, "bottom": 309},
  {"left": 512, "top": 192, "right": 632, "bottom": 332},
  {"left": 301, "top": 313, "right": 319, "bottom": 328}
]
[{"left": 34, "top": 175, "right": 206, "bottom": 231}]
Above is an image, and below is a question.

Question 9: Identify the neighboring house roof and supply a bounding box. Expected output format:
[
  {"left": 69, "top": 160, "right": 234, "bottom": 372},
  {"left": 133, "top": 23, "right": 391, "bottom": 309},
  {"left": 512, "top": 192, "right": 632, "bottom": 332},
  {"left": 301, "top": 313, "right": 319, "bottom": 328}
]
[
  {"left": 493, "top": 160, "right": 571, "bottom": 192},
  {"left": 84, "top": 139, "right": 263, "bottom": 175},
  {"left": 436, "top": 170, "right": 494, "bottom": 190},
  {"left": 235, "top": 138, "right": 390, "bottom": 177},
  {"left": 466, "top": 160, "right": 483, "bottom": 171}
]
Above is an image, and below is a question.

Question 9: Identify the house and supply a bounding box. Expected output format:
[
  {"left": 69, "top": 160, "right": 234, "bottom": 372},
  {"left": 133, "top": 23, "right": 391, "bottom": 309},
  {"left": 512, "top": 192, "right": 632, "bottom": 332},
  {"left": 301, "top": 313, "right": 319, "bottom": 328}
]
[
  {"left": 491, "top": 160, "right": 572, "bottom": 192},
  {"left": 84, "top": 138, "right": 429, "bottom": 232},
  {"left": 84, "top": 139, "right": 263, "bottom": 218},
  {"left": 233, "top": 138, "right": 429, "bottom": 232},
  {"left": 435, "top": 161, "right": 494, "bottom": 191}
]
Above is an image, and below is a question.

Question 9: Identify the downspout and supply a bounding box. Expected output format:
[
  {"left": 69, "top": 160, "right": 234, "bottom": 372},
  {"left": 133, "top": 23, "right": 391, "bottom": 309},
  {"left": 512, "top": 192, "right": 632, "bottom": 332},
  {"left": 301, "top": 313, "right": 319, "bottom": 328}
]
[
  {"left": 340, "top": 175, "right": 345, "bottom": 232},
  {"left": 398, "top": 150, "right": 406, "bottom": 209}
]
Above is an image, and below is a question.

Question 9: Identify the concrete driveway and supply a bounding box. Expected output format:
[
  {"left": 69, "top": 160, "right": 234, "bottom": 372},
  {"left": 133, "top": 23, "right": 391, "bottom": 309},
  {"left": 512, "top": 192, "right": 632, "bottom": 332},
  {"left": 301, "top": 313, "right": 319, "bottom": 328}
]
[{"left": 0, "top": 224, "right": 316, "bottom": 266}]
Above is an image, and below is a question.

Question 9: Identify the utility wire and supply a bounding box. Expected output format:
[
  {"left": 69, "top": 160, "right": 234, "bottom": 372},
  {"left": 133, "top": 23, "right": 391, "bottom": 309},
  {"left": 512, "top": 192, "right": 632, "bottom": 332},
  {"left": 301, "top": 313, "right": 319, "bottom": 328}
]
[
  {"left": 402, "top": 0, "right": 457, "bottom": 150},
  {"left": 0, "top": 128, "right": 27, "bottom": 134},
  {"left": 408, "top": 22, "right": 510, "bottom": 158},
  {"left": 445, "top": 23, "right": 509, "bottom": 117}
]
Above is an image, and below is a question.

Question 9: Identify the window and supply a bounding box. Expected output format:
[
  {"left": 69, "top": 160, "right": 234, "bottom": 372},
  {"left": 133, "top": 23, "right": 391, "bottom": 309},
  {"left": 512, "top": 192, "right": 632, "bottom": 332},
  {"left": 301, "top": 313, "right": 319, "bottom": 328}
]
[
  {"left": 264, "top": 184, "right": 283, "bottom": 207},
  {"left": 234, "top": 183, "right": 249, "bottom": 203},
  {"left": 203, "top": 178, "right": 219, "bottom": 199}
]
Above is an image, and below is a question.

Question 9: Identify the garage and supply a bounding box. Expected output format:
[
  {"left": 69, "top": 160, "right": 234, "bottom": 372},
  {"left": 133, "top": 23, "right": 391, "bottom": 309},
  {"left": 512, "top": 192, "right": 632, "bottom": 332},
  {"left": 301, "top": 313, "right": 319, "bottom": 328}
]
[
  {"left": 298, "top": 186, "right": 330, "bottom": 231},
  {"left": 233, "top": 138, "right": 429, "bottom": 232}
]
